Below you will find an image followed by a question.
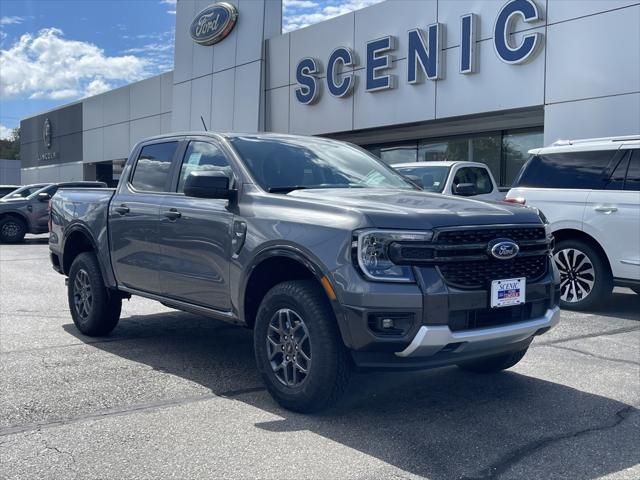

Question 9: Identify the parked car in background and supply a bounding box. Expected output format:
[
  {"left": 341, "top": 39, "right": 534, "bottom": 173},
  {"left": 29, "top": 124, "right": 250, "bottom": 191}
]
[
  {"left": 393, "top": 161, "right": 506, "bottom": 201},
  {"left": 0, "top": 181, "right": 106, "bottom": 243},
  {"left": 507, "top": 135, "right": 640, "bottom": 310},
  {"left": 50, "top": 132, "right": 560, "bottom": 413},
  {"left": 0, "top": 185, "right": 21, "bottom": 198},
  {"left": 1, "top": 183, "right": 51, "bottom": 200}
]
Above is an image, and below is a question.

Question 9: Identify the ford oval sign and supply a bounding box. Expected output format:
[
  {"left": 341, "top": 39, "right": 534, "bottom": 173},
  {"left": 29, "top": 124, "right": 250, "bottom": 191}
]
[
  {"left": 190, "top": 2, "right": 238, "bottom": 46},
  {"left": 488, "top": 239, "right": 519, "bottom": 260}
]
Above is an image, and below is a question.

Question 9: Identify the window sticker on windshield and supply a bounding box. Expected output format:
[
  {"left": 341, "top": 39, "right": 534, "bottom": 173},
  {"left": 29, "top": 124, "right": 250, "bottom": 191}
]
[
  {"left": 187, "top": 153, "right": 202, "bottom": 165},
  {"left": 363, "top": 171, "right": 386, "bottom": 186}
]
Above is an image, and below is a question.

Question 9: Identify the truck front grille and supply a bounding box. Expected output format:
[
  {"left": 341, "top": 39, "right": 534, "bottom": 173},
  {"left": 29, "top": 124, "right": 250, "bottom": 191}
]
[
  {"left": 387, "top": 225, "right": 552, "bottom": 290},
  {"left": 436, "top": 227, "right": 546, "bottom": 245},
  {"left": 449, "top": 299, "right": 549, "bottom": 331},
  {"left": 438, "top": 255, "right": 548, "bottom": 289}
]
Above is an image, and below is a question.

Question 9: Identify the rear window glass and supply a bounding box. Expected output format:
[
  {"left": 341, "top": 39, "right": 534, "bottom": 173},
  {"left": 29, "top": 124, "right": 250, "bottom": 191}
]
[
  {"left": 513, "top": 151, "right": 616, "bottom": 189},
  {"left": 625, "top": 150, "right": 640, "bottom": 191},
  {"left": 131, "top": 142, "right": 178, "bottom": 192},
  {"left": 453, "top": 167, "right": 493, "bottom": 195}
]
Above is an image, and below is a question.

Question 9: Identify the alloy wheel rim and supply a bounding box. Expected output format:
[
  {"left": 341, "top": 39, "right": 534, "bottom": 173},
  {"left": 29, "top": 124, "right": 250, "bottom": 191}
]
[
  {"left": 1, "top": 222, "right": 19, "bottom": 239},
  {"left": 73, "top": 269, "right": 93, "bottom": 319},
  {"left": 553, "top": 248, "right": 595, "bottom": 303},
  {"left": 266, "top": 308, "right": 311, "bottom": 387}
]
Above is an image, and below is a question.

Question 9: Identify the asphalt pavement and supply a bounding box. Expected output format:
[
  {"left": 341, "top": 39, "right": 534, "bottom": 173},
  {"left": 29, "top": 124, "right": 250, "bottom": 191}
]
[{"left": 1, "top": 236, "right": 639, "bottom": 479}]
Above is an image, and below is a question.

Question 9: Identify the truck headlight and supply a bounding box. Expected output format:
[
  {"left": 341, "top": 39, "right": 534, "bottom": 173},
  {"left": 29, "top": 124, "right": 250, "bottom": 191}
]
[{"left": 355, "top": 229, "right": 433, "bottom": 282}]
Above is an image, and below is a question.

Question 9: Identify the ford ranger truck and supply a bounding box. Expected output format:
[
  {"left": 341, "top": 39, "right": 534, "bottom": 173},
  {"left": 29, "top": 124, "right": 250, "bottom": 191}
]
[{"left": 49, "top": 133, "right": 560, "bottom": 413}]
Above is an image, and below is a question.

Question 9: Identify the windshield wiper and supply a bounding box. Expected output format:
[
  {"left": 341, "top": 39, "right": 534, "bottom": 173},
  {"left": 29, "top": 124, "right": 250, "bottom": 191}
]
[
  {"left": 268, "top": 184, "right": 367, "bottom": 193},
  {"left": 267, "top": 186, "right": 310, "bottom": 193}
]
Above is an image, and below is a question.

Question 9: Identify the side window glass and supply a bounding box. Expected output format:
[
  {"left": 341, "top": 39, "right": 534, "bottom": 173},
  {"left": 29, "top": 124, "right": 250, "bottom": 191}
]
[
  {"left": 605, "top": 153, "right": 629, "bottom": 190},
  {"left": 453, "top": 167, "right": 492, "bottom": 194},
  {"left": 624, "top": 150, "right": 640, "bottom": 191},
  {"left": 515, "top": 151, "right": 613, "bottom": 189},
  {"left": 177, "top": 141, "right": 232, "bottom": 193},
  {"left": 131, "top": 142, "right": 178, "bottom": 192}
]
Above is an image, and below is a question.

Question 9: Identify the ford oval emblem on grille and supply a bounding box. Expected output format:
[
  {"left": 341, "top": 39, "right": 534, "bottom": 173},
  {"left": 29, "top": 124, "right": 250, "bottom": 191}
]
[{"left": 488, "top": 239, "right": 519, "bottom": 260}]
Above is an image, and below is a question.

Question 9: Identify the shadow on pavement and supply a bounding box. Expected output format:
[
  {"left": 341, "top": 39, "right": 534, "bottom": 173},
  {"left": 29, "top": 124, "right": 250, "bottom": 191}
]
[
  {"left": 64, "top": 311, "right": 638, "bottom": 479},
  {"left": 582, "top": 290, "right": 640, "bottom": 321}
]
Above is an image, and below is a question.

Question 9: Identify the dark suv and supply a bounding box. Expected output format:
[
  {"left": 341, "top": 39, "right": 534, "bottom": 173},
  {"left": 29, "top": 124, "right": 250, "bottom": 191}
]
[{"left": 0, "top": 182, "right": 105, "bottom": 243}]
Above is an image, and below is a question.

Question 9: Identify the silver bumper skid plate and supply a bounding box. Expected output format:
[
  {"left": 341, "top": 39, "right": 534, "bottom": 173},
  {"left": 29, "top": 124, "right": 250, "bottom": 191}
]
[{"left": 395, "top": 306, "right": 560, "bottom": 358}]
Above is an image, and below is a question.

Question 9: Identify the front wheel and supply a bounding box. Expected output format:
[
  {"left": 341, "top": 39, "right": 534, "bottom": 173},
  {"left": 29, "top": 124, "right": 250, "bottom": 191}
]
[
  {"left": 553, "top": 239, "right": 612, "bottom": 311},
  {"left": 68, "top": 252, "right": 122, "bottom": 336},
  {"left": 0, "top": 216, "right": 26, "bottom": 243},
  {"left": 457, "top": 347, "right": 529, "bottom": 373},
  {"left": 254, "top": 280, "right": 352, "bottom": 413}
]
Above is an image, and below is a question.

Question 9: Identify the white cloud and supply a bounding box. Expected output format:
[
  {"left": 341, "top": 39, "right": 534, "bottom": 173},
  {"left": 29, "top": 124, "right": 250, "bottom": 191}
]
[
  {"left": 159, "top": 0, "right": 177, "bottom": 4},
  {"left": 283, "top": 0, "right": 384, "bottom": 33},
  {"left": 83, "top": 78, "right": 112, "bottom": 97},
  {"left": 0, "top": 28, "right": 148, "bottom": 101},
  {"left": 167, "top": 10, "right": 176, "bottom": 15},
  {"left": 0, "top": 123, "right": 14, "bottom": 140},
  {"left": 0, "top": 16, "right": 24, "bottom": 26},
  {"left": 284, "top": 0, "right": 318, "bottom": 9}
]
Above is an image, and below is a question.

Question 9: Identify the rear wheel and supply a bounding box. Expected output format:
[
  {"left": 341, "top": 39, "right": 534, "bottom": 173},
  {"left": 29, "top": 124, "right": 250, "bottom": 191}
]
[
  {"left": 457, "top": 347, "right": 529, "bottom": 373},
  {"left": 68, "top": 252, "right": 121, "bottom": 336},
  {"left": 0, "top": 216, "right": 26, "bottom": 243},
  {"left": 553, "top": 239, "right": 612, "bottom": 310},
  {"left": 254, "top": 280, "right": 352, "bottom": 413}
]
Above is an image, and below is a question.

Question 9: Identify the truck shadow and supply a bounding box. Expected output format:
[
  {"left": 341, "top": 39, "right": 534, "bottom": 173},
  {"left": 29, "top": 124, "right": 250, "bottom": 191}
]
[{"left": 64, "top": 313, "right": 638, "bottom": 479}]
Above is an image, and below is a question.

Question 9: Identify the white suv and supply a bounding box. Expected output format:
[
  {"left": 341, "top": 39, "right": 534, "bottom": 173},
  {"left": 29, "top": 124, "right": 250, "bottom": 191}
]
[{"left": 507, "top": 135, "right": 640, "bottom": 310}]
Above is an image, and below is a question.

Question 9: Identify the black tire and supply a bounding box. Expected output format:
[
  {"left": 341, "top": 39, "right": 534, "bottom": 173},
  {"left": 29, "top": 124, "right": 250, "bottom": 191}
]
[
  {"left": 254, "top": 280, "right": 352, "bottom": 413},
  {"left": 68, "top": 252, "right": 121, "bottom": 336},
  {"left": 0, "top": 216, "right": 27, "bottom": 243},
  {"left": 457, "top": 347, "right": 528, "bottom": 373},
  {"left": 553, "top": 238, "right": 613, "bottom": 311}
]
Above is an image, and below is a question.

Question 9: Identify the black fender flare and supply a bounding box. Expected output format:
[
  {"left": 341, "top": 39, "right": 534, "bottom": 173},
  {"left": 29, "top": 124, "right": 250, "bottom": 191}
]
[
  {"left": 62, "top": 223, "right": 116, "bottom": 288},
  {"left": 239, "top": 244, "right": 353, "bottom": 348}
]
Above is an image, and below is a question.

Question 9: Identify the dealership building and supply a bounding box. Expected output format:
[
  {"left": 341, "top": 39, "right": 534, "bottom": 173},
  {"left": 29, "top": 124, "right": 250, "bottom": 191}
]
[{"left": 20, "top": 0, "right": 640, "bottom": 187}]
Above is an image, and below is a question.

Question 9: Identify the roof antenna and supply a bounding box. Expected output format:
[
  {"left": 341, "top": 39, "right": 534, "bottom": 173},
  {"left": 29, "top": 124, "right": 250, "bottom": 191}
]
[{"left": 200, "top": 115, "right": 208, "bottom": 132}]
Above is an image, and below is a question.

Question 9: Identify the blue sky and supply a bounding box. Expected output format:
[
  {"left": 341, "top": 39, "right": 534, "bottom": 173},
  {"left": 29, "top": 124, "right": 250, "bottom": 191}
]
[{"left": 0, "top": 0, "right": 383, "bottom": 139}]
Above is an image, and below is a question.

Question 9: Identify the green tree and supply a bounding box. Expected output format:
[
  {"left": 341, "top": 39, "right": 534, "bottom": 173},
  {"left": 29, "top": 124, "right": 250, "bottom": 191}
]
[{"left": 0, "top": 127, "right": 20, "bottom": 160}]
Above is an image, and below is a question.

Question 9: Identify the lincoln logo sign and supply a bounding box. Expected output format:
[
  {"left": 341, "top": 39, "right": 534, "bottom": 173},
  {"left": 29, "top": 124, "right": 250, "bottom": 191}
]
[
  {"left": 43, "top": 118, "right": 52, "bottom": 149},
  {"left": 489, "top": 240, "right": 520, "bottom": 260},
  {"left": 295, "top": 0, "right": 542, "bottom": 104},
  {"left": 190, "top": 2, "right": 238, "bottom": 46}
]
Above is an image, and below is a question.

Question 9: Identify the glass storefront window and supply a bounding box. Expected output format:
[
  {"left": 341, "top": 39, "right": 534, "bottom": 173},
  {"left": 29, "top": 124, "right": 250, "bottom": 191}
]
[
  {"left": 378, "top": 142, "right": 417, "bottom": 165},
  {"left": 503, "top": 129, "right": 544, "bottom": 187}
]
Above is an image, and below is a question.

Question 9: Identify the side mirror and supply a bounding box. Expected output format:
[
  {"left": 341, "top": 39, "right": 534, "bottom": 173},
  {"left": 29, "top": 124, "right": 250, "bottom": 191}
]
[
  {"left": 453, "top": 183, "right": 477, "bottom": 196},
  {"left": 183, "top": 170, "right": 232, "bottom": 199},
  {"left": 37, "top": 192, "right": 52, "bottom": 202},
  {"left": 404, "top": 175, "right": 423, "bottom": 189}
]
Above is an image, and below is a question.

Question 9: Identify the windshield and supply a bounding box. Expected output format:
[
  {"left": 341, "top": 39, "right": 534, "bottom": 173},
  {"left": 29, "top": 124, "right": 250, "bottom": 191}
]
[
  {"left": 394, "top": 165, "right": 450, "bottom": 193},
  {"left": 229, "top": 136, "right": 415, "bottom": 193},
  {"left": 2, "top": 184, "right": 49, "bottom": 200}
]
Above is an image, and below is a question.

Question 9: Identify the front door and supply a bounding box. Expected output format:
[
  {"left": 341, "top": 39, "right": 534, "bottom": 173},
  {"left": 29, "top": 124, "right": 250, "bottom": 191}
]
[
  {"left": 158, "top": 140, "right": 234, "bottom": 310},
  {"left": 109, "top": 140, "right": 180, "bottom": 294}
]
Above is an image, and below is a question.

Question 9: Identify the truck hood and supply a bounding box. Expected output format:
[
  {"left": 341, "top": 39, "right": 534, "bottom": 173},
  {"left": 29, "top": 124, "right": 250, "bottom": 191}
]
[{"left": 287, "top": 188, "right": 542, "bottom": 229}]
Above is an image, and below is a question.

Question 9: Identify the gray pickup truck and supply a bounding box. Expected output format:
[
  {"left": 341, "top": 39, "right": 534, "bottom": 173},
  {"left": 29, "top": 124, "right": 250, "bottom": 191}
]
[
  {"left": 50, "top": 133, "right": 560, "bottom": 412},
  {"left": 0, "top": 182, "right": 105, "bottom": 243}
]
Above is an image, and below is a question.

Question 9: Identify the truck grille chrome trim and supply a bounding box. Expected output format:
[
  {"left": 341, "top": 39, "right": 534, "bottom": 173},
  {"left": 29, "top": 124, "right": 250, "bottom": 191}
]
[{"left": 395, "top": 307, "right": 560, "bottom": 358}]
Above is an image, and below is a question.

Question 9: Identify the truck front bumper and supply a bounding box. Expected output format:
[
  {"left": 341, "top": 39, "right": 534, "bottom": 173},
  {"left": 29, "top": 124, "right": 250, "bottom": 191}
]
[{"left": 395, "top": 306, "right": 559, "bottom": 358}]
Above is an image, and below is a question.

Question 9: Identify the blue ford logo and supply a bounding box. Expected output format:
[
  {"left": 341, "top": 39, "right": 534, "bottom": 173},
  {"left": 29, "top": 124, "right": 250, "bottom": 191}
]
[
  {"left": 190, "top": 2, "right": 238, "bottom": 46},
  {"left": 489, "top": 239, "right": 519, "bottom": 260}
]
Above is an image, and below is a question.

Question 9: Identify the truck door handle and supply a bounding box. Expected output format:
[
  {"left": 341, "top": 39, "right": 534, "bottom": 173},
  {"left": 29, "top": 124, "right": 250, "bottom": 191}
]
[
  {"left": 164, "top": 209, "right": 182, "bottom": 220},
  {"left": 114, "top": 205, "right": 130, "bottom": 215},
  {"left": 594, "top": 206, "right": 617, "bottom": 214}
]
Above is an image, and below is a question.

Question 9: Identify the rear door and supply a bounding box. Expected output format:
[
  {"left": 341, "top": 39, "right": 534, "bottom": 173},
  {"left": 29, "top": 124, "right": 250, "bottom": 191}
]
[
  {"left": 109, "top": 140, "right": 180, "bottom": 294},
  {"left": 584, "top": 148, "right": 640, "bottom": 280},
  {"left": 158, "top": 138, "right": 234, "bottom": 310}
]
